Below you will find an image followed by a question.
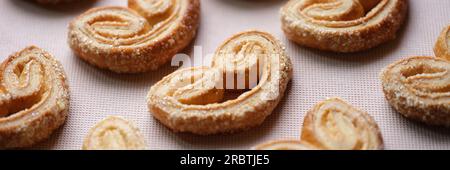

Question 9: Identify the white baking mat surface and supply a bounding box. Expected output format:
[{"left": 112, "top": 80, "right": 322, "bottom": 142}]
[{"left": 0, "top": 0, "right": 449, "bottom": 150}]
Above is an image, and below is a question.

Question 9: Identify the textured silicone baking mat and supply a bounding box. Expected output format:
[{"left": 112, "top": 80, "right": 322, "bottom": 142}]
[{"left": 0, "top": 0, "right": 449, "bottom": 150}]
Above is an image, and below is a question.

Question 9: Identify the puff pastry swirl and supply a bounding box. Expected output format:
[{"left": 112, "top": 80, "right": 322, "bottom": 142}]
[
  {"left": 301, "top": 98, "right": 383, "bottom": 150},
  {"left": 0, "top": 46, "right": 70, "bottom": 148},
  {"left": 83, "top": 116, "right": 146, "bottom": 150},
  {"left": 280, "top": 0, "right": 407, "bottom": 52},
  {"left": 381, "top": 56, "right": 450, "bottom": 126},
  {"left": 68, "top": 0, "right": 200, "bottom": 73},
  {"left": 255, "top": 98, "right": 383, "bottom": 150},
  {"left": 147, "top": 30, "right": 293, "bottom": 135},
  {"left": 435, "top": 25, "right": 450, "bottom": 61}
]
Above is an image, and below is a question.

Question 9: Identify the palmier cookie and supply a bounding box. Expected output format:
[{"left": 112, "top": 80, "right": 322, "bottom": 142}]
[
  {"left": 68, "top": 0, "right": 200, "bottom": 73},
  {"left": 0, "top": 46, "right": 70, "bottom": 148},
  {"left": 280, "top": 0, "right": 407, "bottom": 53},
  {"left": 83, "top": 116, "right": 146, "bottom": 150},
  {"left": 435, "top": 25, "right": 450, "bottom": 61},
  {"left": 147, "top": 30, "right": 293, "bottom": 135},
  {"left": 301, "top": 98, "right": 383, "bottom": 150},
  {"left": 254, "top": 98, "right": 383, "bottom": 150},
  {"left": 381, "top": 56, "right": 450, "bottom": 126}
]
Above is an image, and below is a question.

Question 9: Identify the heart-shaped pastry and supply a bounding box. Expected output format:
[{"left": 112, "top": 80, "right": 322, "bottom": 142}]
[
  {"left": 255, "top": 98, "right": 383, "bottom": 150},
  {"left": 147, "top": 30, "right": 293, "bottom": 135},
  {"left": 68, "top": 0, "right": 200, "bottom": 73},
  {"left": 280, "top": 0, "right": 407, "bottom": 52}
]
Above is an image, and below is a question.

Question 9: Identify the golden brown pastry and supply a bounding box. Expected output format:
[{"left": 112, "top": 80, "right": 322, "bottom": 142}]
[
  {"left": 83, "top": 116, "right": 146, "bottom": 150},
  {"left": 0, "top": 46, "right": 70, "bottom": 148},
  {"left": 255, "top": 98, "right": 383, "bottom": 150},
  {"left": 68, "top": 0, "right": 200, "bottom": 73},
  {"left": 435, "top": 25, "right": 450, "bottom": 61},
  {"left": 381, "top": 56, "right": 450, "bottom": 126},
  {"left": 301, "top": 98, "right": 383, "bottom": 150},
  {"left": 147, "top": 30, "right": 293, "bottom": 135},
  {"left": 254, "top": 140, "right": 318, "bottom": 150},
  {"left": 280, "top": 0, "right": 407, "bottom": 52}
]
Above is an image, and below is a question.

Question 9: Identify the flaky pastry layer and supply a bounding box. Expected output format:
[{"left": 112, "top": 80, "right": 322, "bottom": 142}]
[
  {"left": 301, "top": 98, "right": 383, "bottom": 150},
  {"left": 381, "top": 56, "right": 450, "bottom": 126},
  {"left": 255, "top": 98, "right": 383, "bottom": 150},
  {"left": 83, "top": 116, "right": 146, "bottom": 150},
  {"left": 0, "top": 46, "right": 70, "bottom": 148},
  {"left": 68, "top": 0, "right": 200, "bottom": 73},
  {"left": 147, "top": 30, "right": 293, "bottom": 135},
  {"left": 281, "top": 0, "right": 407, "bottom": 52}
]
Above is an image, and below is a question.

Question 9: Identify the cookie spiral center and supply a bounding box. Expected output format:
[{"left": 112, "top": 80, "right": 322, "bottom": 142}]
[
  {"left": 132, "top": 0, "right": 176, "bottom": 25},
  {"left": 290, "top": 0, "right": 389, "bottom": 28},
  {"left": 302, "top": 0, "right": 381, "bottom": 21},
  {"left": 88, "top": 14, "right": 151, "bottom": 40},
  {"left": 81, "top": 0, "right": 182, "bottom": 46},
  {"left": 169, "top": 68, "right": 224, "bottom": 105},
  {"left": 401, "top": 64, "right": 450, "bottom": 96},
  {"left": 316, "top": 105, "right": 361, "bottom": 149},
  {"left": 308, "top": 99, "right": 382, "bottom": 150},
  {"left": 99, "top": 127, "right": 131, "bottom": 149},
  {"left": 213, "top": 36, "right": 274, "bottom": 90},
  {"left": 0, "top": 55, "right": 46, "bottom": 118}
]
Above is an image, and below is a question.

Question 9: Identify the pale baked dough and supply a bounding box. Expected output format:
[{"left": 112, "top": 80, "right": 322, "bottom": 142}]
[
  {"left": 435, "top": 25, "right": 450, "bottom": 61},
  {"left": 281, "top": 0, "right": 407, "bottom": 52},
  {"left": 253, "top": 140, "right": 318, "bottom": 150},
  {"left": 68, "top": 0, "right": 200, "bottom": 73},
  {"left": 83, "top": 116, "right": 146, "bottom": 150},
  {"left": 381, "top": 56, "right": 450, "bottom": 126},
  {"left": 0, "top": 46, "right": 70, "bottom": 148},
  {"left": 255, "top": 98, "right": 383, "bottom": 150},
  {"left": 301, "top": 98, "right": 383, "bottom": 150},
  {"left": 147, "top": 30, "right": 293, "bottom": 135}
]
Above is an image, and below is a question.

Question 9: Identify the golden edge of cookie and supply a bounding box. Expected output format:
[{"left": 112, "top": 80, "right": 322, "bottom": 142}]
[
  {"left": 148, "top": 66, "right": 291, "bottom": 135},
  {"left": 253, "top": 140, "right": 318, "bottom": 150},
  {"left": 147, "top": 30, "right": 293, "bottom": 135},
  {"left": 254, "top": 98, "right": 383, "bottom": 150},
  {"left": 301, "top": 98, "right": 384, "bottom": 150},
  {"left": 82, "top": 116, "right": 147, "bottom": 150},
  {"left": 434, "top": 25, "right": 450, "bottom": 61},
  {"left": 380, "top": 56, "right": 450, "bottom": 127},
  {"left": 68, "top": 0, "right": 201, "bottom": 73},
  {"left": 0, "top": 46, "right": 70, "bottom": 148},
  {"left": 280, "top": 0, "right": 408, "bottom": 53}
]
